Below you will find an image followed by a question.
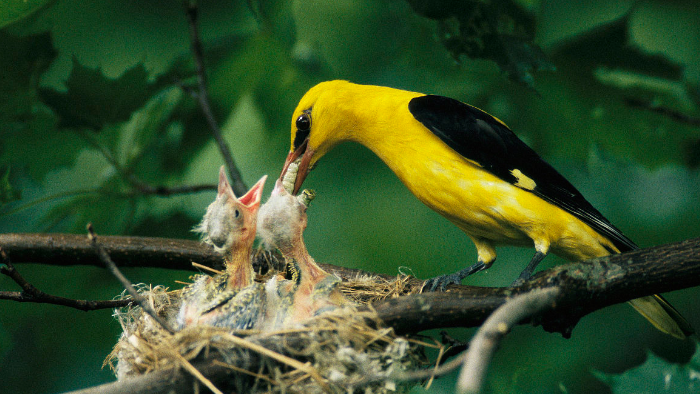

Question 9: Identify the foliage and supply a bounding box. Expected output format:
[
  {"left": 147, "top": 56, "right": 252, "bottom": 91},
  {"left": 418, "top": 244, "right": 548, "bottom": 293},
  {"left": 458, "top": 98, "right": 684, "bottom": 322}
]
[
  {"left": 40, "top": 60, "right": 157, "bottom": 130},
  {"left": 0, "top": 0, "right": 54, "bottom": 29},
  {"left": 0, "top": 0, "right": 699, "bottom": 393},
  {"left": 405, "top": 0, "right": 555, "bottom": 88},
  {"left": 595, "top": 341, "right": 700, "bottom": 393}
]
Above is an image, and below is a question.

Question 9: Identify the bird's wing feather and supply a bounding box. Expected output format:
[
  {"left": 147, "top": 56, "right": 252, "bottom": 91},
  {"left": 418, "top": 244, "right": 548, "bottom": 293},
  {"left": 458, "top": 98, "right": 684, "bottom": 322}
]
[{"left": 408, "top": 94, "right": 637, "bottom": 252}]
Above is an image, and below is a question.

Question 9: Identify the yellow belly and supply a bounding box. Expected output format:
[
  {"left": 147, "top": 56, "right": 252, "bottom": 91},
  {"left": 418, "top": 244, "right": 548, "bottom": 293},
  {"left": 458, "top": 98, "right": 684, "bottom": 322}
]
[{"left": 364, "top": 119, "right": 617, "bottom": 264}]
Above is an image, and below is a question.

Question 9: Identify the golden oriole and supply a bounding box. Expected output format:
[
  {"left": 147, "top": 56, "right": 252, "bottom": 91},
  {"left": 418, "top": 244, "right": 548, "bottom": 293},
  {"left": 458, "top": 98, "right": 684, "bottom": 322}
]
[{"left": 279, "top": 80, "right": 693, "bottom": 339}]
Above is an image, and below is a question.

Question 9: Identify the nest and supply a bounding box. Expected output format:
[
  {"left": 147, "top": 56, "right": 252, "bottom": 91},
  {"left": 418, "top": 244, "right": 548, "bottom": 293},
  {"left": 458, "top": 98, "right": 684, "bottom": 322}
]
[{"left": 106, "top": 274, "right": 434, "bottom": 394}]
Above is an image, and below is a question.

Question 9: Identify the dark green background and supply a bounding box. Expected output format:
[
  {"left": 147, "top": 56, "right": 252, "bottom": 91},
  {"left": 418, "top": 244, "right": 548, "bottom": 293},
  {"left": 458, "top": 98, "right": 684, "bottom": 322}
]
[{"left": 1, "top": 0, "right": 700, "bottom": 393}]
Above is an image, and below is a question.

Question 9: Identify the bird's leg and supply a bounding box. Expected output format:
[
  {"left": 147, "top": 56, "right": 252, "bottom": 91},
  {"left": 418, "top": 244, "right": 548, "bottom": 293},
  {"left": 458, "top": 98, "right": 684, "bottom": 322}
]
[
  {"left": 423, "top": 260, "right": 488, "bottom": 292},
  {"left": 511, "top": 251, "right": 547, "bottom": 287}
]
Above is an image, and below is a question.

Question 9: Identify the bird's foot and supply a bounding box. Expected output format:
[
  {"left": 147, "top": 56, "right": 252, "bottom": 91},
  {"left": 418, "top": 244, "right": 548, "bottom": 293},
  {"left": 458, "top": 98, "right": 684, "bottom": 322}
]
[
  {"left": 510, "top": 251, "right": 546, "bottom": 287},
  {"left": 422, "top": 262, "right": 487, "bottom": 292},
  {"left": 510, "top": 270, "right": 532, "bottom": 287},
  {"left": 422, "top": 272, "right": 463, "bottom": 292}
]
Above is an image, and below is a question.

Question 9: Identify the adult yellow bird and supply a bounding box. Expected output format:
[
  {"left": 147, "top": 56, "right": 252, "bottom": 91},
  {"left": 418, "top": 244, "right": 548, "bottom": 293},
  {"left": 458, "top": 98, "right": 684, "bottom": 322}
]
[{"left": 279, "top": 80, "right": 693, "bottom": 339}]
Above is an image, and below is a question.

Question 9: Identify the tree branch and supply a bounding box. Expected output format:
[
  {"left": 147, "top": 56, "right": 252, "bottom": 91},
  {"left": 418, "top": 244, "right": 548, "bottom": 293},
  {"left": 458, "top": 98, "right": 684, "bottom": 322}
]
[
  {"left": 625, "top": 97, "right": 700, "bottom": 127},
  {"left": 3, "top": 232, "right": 700, "bottom": 335},
  {"left": 375, "top": 236, "right": 700, "bottom": 336},
  {"left": 0, "top": 232, "right": 398, "bottom": 282},
  {"left": 0, "top": 247, "right": 132, "bottom": 311},
  {"left": 183, "top": 1, "right": 247, "bottom": 196},
  {"left": 87, "top": 224, "right": 175, "bottom": 334},
  {"left": 0, "top": 233, "right": 224, "bottom": 271},
  {"left": 75, "top": 128, "right": 217, "bottom": 199}
]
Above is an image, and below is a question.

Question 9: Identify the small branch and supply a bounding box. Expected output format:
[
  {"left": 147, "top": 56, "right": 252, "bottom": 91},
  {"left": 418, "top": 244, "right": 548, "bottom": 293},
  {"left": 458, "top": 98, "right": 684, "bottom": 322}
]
[
  {"left": 625, "top": 97, "right": 700, "bottom": 126},
  {"left": 120, "top": 182, "right": 216, "bottom": 197},
  {"left": 457, "top": 287, "right": 560, "bottom": 394},
  {"left": 85, "top": 229, "right": 225, "bottom": 393},
  {"left": 183, "top": 1, "right": 247, "bottom": 196},
  {"left": 0, "top": 290, "right": 130, "bottom": 310},
  {"left": 0, "top": 248, "right": 132, "bottom": 311},
  {"left": 87, "top": 224, "right": 175, "bottom": 334}
]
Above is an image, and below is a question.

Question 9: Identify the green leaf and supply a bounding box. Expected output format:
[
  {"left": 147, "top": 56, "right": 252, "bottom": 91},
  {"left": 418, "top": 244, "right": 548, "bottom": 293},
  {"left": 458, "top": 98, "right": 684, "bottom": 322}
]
[
  {"left": 0, "top": 32, "right": 84, "bottom": 180},
  {"left": 0, "top": 31, "right": 56, "bottom": 121},
  {"left": 406, "top": 0, "right": 555, "bottom": 88},
  {"left": 0, "top": 0, "right": 54, "bottom": 29},
  {"left": 552, "top": 14, "right": 683, "bottom": 80},
  {"left": 517, "top": 13, "right": 698, "bottom": 168},
  {"left": 114, "top": 86, "right": 183, "bottom": 171},
  {"left": 594, "top": 342, "right": 700, "bottom": 393},
  {"left": 40, "top": 59, "right": 156, "bottom": 130},
  {"left": 0, "top": 167, "right": 21, "bottom": 206}
]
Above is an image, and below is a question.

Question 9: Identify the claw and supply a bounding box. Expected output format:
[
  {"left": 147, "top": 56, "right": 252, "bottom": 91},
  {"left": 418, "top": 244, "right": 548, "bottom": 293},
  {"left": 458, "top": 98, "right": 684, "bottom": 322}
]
[
  {"left": 422, "top": 261, "right": 488, "bottom": 292},
  {"left": 422, "top": 273, "right": 462, "bottom": 292}
]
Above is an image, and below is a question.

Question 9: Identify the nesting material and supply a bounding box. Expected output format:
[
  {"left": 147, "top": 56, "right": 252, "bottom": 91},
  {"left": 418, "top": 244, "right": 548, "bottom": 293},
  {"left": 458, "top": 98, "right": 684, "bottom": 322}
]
[{"left": 107, "top": 277, "right": 431, "bottom": 393}]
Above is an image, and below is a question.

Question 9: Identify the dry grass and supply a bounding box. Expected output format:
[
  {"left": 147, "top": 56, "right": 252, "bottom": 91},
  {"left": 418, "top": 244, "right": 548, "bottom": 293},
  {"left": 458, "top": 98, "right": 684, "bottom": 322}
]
[{"left": 106, "top": 273, "right": 436, "bottom": 394}]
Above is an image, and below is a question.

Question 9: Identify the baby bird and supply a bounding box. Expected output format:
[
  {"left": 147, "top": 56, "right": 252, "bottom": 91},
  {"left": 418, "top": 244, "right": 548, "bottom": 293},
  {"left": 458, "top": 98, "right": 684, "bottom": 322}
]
[
  {"left": 177, "top": 167, "right": 267, "bottom": 330},
  {"left": 258, "top": 179, "right": 349, "bottom": 328}
]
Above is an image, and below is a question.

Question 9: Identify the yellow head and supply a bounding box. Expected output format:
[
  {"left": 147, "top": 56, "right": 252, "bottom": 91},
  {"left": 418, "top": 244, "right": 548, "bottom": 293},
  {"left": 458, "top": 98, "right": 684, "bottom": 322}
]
[{"left": 280, "top": 80, "right": 360, "bottom": 194}]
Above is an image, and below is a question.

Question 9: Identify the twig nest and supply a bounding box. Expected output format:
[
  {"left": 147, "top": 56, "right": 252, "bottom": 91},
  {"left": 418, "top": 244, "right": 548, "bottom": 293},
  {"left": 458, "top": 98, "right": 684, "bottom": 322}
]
[{"left": 107, "top": 274, "right": 429, "bottom": 393}]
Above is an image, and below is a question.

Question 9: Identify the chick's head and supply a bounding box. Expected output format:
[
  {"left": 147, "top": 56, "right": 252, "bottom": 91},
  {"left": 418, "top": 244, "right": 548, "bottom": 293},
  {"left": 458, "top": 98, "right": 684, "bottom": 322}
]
[
  {"left": 196, "top": 166, "right": 267, "bottom": 255},
  {"left": 258, "top": 179, "right": 313, "bottom": 254}
]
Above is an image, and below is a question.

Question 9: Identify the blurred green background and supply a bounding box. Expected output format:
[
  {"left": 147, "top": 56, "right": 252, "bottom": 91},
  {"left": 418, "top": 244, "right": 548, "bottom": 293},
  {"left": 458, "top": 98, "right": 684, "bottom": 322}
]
[{"left": 1, "top": 0, "right": 700, "bottom": 393}]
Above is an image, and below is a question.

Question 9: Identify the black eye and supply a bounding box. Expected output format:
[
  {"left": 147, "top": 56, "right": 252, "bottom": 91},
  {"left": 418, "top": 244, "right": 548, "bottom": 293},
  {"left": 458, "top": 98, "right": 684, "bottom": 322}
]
[
  {"left": 296, "top": 113, "right": 311, "bottom": 132},
  {"left": 234, "top": 209, "right": 240, "bottom": 218},
  {"left": 294, "top": 111, "right": 312, "bottom": 149}
]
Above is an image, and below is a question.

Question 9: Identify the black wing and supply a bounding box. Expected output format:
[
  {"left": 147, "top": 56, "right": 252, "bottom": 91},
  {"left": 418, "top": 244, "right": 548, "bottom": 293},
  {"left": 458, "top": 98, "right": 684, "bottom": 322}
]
[{"left": 408, "top": 94, "right": 637, "bottom": 253}]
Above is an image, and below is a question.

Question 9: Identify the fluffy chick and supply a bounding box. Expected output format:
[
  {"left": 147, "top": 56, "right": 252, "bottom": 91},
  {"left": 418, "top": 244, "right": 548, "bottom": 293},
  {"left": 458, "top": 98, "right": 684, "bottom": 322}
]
[
  {"left": 177, "top": 167, "right": 267, "bottom": 330},
  {"left": 258, "top": 179, "right": 348, "bottom": 328}
]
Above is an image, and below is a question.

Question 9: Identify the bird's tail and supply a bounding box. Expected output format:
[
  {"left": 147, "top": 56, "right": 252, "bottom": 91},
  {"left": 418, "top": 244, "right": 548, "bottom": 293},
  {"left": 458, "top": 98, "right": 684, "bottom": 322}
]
[{"left": 628, "top": 295, "right": 694, "bottom": 339}]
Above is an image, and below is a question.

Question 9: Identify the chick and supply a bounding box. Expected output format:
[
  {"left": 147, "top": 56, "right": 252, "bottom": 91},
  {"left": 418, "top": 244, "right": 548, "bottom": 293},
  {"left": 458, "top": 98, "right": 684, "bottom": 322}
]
[
  {"left": 177, "top": 167, "right": 267, "bottom": 330},
  {"left": 258, "top": 179, "right": 348, "bottom": 328}
]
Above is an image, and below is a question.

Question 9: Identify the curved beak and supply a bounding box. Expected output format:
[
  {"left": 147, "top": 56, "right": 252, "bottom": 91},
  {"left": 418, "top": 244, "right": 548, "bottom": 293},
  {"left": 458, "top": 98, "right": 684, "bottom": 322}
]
[{"left": 280, "top": 138, "right": 315, "bottom": 195}]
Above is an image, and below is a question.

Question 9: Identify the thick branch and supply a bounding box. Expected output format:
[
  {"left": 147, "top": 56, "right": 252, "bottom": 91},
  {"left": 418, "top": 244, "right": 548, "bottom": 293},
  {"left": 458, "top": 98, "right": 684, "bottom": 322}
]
[
  {"left": 2, "top": 233, "right": 700, "bottom": 335},
  {"left": 0, "top": 233, "right": 398, "bottom": 282},
  {"left": 375, "top": 237, "right": 700, "bottom": 336},
  {"left": 0, "top": 233, "right": 224, "bottom": 271},
  {"left": 11, "top": 236, "right": 700, "bottom": 394}
]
